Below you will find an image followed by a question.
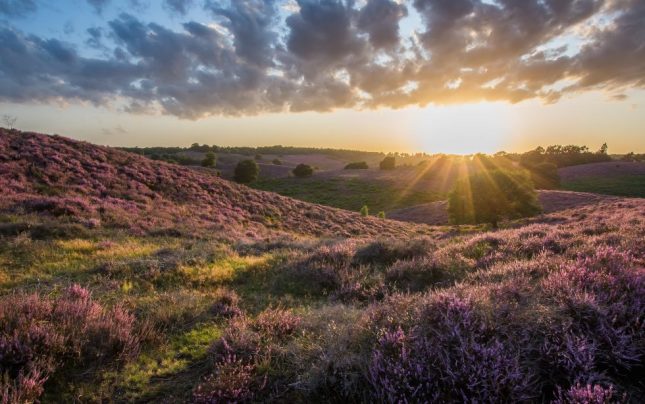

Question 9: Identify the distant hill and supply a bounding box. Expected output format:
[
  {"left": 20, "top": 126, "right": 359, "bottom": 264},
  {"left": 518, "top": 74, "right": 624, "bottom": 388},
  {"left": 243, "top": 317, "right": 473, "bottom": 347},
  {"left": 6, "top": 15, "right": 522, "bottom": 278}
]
[{"left": 0, "top": 129, "right": 429, "bottom": 238}]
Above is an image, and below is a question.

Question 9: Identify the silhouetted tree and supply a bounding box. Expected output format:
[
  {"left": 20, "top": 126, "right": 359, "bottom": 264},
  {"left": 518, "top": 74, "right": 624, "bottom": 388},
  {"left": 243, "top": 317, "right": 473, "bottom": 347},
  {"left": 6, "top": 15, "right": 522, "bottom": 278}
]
[
  {"left": 201, "top": 152, "right": 216, "bottom": 168},
  {"left": 345, "top": 161, "right": 369, "bottom": 169},
  {"left": 234, "top": 160, "right": 259, "bottom": 183},
  {"left": 293, "top": 164, "right": 314, "bottom": 178},
  {"left": 448, "top": 170, "right": 541, "bottom": 227},
  {"left": 379, "top": 156, "right": 396, "bottom": 170},
  {"left": 598, "top": 143, "right": 608, "bottom": 155},
  {"left": 2, "top": 114, "right": 17, "bottom": 129}
]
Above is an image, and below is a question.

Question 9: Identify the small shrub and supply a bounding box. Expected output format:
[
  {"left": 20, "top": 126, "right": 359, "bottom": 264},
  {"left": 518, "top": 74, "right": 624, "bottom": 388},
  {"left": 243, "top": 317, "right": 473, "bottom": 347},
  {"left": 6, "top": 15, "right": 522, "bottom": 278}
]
[
  {"left": 379, "top": 156, "right": 395, "bottom": 170},
  {"left": 211, "top": 288, "right": 242, "bottom": 319},
  {"left": 272, "top": 158, "right": 282, "bottom": 165},
  {"left": 193, "top": 354, "right": 255, "bottom": 403},
  {"left": 201, "top": 152, "right": 216, "bottom": 168},
  {"left": 252, "top": 308, "right": 301, "bottom": 341},
  {"left": 360, "top": 205, "right": 369, "bottom": 217},
  {"left": 353, "top": 238, "right": 432, "bottom": 266},
  {"left": 344, "top": 161, "right": 368, "bottom": 169},
  {"left": 234, "top": 160, "right": 260, "bottom": 183},
  {"left": 385, "top": 257, "right": 453, "bottom": 292},
  {"left": 377, "top": 211, "right": 386, "bottom": 219},
  {"left": 293, "top": 164, "right": 314, "bottom": 178}
]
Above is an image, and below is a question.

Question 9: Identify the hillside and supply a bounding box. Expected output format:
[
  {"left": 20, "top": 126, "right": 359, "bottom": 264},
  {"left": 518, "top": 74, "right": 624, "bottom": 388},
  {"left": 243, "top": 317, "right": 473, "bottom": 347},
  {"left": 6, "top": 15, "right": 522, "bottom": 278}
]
[
  {"left": 1, "top": 129, "right": 644, "bottom": 403},
  {"left": 0, "top": 129, "right": 429, "bottom": 239},
  {"left": 388, "top": 190, "right": 616, "bottom": 225},
  {"left": 559, "top": 161, "right": 645, "bottom": 198}
]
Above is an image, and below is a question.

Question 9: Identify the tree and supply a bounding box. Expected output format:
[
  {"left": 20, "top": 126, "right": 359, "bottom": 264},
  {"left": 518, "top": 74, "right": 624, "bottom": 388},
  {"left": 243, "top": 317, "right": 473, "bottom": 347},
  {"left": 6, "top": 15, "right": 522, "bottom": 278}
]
[
  {"left": 379, "top": 156, "right": 396, "bottom": 170},
  {"left": 2, "top": 114, "right": 17, "bottom": 129},
  {"left": 448, "top": 169, "right": 541, "bottom": 227},
  {"left": 360, "top": 205, "right": 369, "bottom": 217},
  {"left": 345, "top": 161, "right": 369, "bottom": 169},
  {"left": 529, "top": 162, "right": 560, "bottom": 189},
  {"left": 201, "top": 152, "right": 216, "bottom": 168},
  {"left": 598, "top": 143, "right": 608, "bottom": 155},
  {"left": 272, "top": 158, "right": 282, "bottom": 165},
  {"left": 234, "top": 159, "right": 259, "bottom": 183},
  {"left": 292, "top": 163, "right": 314, "bottom": 178}
]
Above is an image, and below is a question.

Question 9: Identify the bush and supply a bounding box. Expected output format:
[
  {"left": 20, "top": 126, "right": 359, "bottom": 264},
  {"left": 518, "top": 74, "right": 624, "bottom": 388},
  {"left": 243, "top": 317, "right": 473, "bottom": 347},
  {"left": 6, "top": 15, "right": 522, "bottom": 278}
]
[
  {"left": 448, "top": 169, "right": 541, "bottom": 227},
  {"left": 272, "top": 158, "right": 282, "bottom": 165},
  {"left": 368, "top": 295, "right": 531, "bottom": 402},
  {"left": 201, "top": 152, "right": 216, "bottom": 168},
  {"left": 0, "top": 286, "right": 143, "bottom": 401},
  {"left": 360, "top": 205, "right": 369, "bottom": 217},
  {"left": 379, "top": 156, "right": 395, "bottom": 170},
  {"left": 254, "top": 154, "right": 263, "bottom": 161},
  {"left": 377, "top": 211, "right": 386, "bottom": 219},
  {"left": 344, "top": 161, "right": 368, "bottom": 170},
  {"left": 234, "top": 160, "right": 259, "bottom": 183},
  {"left": 293, "top": 164, "right": 314, "bottom": 178}
]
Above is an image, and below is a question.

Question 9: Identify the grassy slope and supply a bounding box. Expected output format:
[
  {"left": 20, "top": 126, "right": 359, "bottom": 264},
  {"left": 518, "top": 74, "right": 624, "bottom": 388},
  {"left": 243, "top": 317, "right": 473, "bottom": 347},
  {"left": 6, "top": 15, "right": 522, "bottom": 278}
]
[
  {"left": 561, "top": 175, "right": 645, "bottom": 198},
  {"left": 253, "top": 177, "right": 443, "bottom": 213}
]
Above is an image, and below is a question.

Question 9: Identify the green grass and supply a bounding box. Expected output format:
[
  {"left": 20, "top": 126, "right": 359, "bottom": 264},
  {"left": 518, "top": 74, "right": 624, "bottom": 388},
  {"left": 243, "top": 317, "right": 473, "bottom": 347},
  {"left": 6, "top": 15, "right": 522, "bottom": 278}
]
[
  {"left": 252, "top": 177, "right": 443, "bottom": 213},
  {"left": 561, "top": 175, "right": 645, "bottom": 198}
]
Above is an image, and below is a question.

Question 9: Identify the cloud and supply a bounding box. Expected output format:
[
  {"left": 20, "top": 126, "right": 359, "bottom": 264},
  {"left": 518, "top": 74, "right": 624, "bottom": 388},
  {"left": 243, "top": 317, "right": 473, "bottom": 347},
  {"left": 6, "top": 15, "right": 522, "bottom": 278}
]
[
  {"left": 0, "top": 0, "right": 37, "bottom": 17},
  {"left": 357, "top": 0, "right": 408, "bottom": 49},
  {"left": 87, "top": 0, "right": 111, "bottom": 13},
  {"left": 0, "top": 0, "right": 644, "bottom": 118},
  {"left": 205, "top": 0, "right": 279, "bottom": 67},
  {"left": 163, "top": 0, "right": 193, "bottom": 15}
]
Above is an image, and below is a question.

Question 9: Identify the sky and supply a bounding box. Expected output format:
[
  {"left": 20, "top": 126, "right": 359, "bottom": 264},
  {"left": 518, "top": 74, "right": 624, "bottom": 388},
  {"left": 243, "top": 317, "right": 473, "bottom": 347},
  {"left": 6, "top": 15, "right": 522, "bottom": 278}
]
[{"left": 0, "top": 0, "right": 644, "bottom": 154}]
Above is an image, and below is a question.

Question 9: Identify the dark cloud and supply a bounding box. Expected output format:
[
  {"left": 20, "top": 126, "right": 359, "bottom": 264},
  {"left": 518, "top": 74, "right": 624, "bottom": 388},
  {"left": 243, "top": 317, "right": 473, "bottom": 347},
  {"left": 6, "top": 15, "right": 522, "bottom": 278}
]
[
  {"left": 205, "top": 0, "right": 279, "bottom": 67},
  {"left": 286, "top": 0, "right": 364, "bottom": 63},
  {"left": 87, "top": 0, "right": 111, "bottom": 13},
  {"left": 0, "top": 0, "right": 37, "bottom": 17},
  {"left": 357, "top": 0, "right": 407, "bottom": 49},
  {"left": 0, "top": 0, "right": 644, "bottom": 118},
  {"left": 163, "top": 0, "right": 193, "bottom": 15}
]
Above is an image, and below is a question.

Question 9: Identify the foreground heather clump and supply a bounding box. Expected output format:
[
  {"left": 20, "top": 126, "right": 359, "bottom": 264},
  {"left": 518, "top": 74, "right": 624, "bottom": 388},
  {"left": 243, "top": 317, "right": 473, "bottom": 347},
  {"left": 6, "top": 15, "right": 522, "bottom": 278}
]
[{"left": 0, "top": 285, "right": 144, "bottom": 401}]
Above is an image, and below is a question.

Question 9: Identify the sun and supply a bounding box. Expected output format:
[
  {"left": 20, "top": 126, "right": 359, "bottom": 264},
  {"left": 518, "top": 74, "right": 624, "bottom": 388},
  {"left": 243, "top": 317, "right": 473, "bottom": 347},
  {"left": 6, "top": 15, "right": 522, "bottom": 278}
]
[{"left": 410, "top": 102, "right": 514, "bottom": 155}]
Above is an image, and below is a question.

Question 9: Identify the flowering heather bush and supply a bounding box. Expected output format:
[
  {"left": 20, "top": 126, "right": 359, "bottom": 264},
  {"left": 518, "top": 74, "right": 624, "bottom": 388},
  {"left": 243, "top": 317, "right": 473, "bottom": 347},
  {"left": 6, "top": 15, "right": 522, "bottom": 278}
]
[
  {"left": 251, "top": 308, "right": 301, "bottom": 342},
  {"left": 0, "top": 285, "right": 143, "bottom": 401},
  {"left": 539, "top": 247, "right": 644, "bottom": 391},
  {"left": 353, "top": 237, "right": 433, "bottom": 266},
  {"left": 385, "top": 256, "right": 455, "bottom": 292},
  {"left": 210, "top": 288, "right": 242, "bottom": 319},
  {"left": 368, "top": 294, "right": 531, "bottom": 402},
  {"left": 553, "top": 383, "right": 625, "bottom": 404},
  {"left": 193, "top": 354, "right": 256, "bottom": 403}
]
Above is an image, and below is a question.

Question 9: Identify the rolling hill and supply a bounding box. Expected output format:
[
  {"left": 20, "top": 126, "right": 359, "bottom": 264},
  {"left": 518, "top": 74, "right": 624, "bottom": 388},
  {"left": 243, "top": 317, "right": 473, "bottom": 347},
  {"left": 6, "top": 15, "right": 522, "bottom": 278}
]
[{"left": 0, "top": 129, "right": 429, "bottom": 239}]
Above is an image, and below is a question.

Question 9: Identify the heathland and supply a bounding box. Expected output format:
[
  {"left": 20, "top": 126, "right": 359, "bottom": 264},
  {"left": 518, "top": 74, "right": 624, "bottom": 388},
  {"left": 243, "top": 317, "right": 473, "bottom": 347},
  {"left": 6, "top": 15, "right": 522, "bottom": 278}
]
[{"left": 1, "top": 129, "right": 644, "bottom": 402}]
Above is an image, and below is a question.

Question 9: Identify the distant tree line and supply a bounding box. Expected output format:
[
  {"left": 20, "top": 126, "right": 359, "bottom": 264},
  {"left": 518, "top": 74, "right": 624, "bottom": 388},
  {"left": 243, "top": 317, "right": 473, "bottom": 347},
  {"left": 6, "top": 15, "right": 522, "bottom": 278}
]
[{"left": 511, "top": 143, "right": 611, "bottom": 168}]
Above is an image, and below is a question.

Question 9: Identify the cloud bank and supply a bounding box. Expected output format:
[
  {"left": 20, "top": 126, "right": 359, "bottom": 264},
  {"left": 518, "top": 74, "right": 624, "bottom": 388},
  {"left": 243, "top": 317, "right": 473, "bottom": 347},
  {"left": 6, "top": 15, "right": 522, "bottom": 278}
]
[{"left": 0, "top": 0, "right": 643, "bottom": 118}]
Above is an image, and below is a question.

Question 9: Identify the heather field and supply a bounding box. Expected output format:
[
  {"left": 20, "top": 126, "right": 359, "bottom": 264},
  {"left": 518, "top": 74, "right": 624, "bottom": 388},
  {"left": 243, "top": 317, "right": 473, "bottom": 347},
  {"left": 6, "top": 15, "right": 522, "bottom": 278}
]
[{"left": 1, "top": 129, "right": 644, "bottom": 403}]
